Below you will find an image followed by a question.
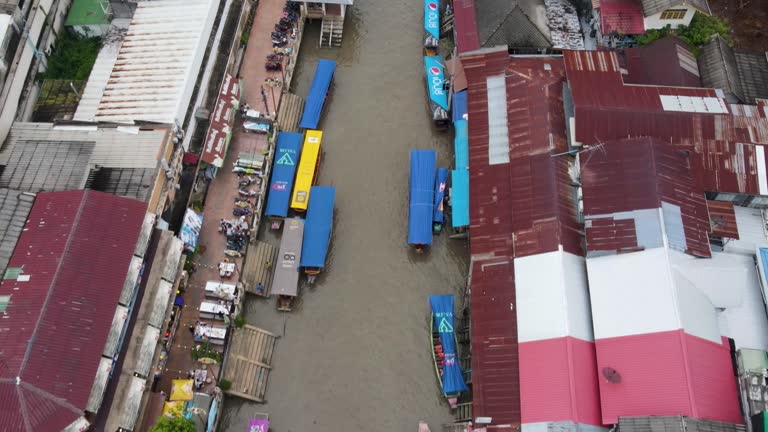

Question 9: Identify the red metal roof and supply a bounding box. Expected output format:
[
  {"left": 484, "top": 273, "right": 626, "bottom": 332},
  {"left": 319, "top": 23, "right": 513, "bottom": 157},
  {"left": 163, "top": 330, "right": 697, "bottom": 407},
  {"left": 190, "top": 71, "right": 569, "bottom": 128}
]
[
  {"left": 621, "top": 36, "right": 702, "bottom": 87},
  {"left": 600, "top": 0, "right": 645, "bottom": 35},
  {"left": 0, "top": 190, "right": 147, "bottom": 431},
  {"left": 453, "top": 0, "right": 481, "bottom": 54},
  {"left": 581, "top": 137, "right": 711, "bottom": 257},
  {"left": 707, "top": 200, "right": 739, "bottom": 239},
  {"left": 519, "top": 337, "right": 602, "bottom": 425},
  {"left": 595, "top": 330, "right": 743, "bottom": 425}
]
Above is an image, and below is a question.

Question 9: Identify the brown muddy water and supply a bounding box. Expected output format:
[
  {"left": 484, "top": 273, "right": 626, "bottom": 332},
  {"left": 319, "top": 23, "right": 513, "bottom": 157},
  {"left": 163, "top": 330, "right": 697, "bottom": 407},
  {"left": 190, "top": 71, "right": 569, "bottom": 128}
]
[{"left": 220, "top": 1, "right": 469, "bottom": 430}]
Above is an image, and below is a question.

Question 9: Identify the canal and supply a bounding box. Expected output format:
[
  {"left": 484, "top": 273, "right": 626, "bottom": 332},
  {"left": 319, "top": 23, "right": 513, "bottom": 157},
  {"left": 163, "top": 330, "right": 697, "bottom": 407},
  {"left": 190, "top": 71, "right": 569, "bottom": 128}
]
[{"left": 220, "top": 0, "right": 469, "bottom": 430}]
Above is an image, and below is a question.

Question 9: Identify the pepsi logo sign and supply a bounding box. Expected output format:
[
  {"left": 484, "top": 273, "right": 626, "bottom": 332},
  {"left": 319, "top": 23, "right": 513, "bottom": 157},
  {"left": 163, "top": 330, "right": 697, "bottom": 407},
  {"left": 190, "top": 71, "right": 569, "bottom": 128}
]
[
  {"left": 429, "top": 66, "right": 441, "bottom": 76},
  {"left": 428, "top": 2, "right": 438, "bottom": 10}
]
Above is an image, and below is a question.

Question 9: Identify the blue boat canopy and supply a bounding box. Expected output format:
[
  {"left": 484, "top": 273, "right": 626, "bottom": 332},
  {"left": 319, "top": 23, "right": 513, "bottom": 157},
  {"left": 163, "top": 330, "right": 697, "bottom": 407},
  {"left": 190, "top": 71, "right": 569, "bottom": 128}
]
[
  {"left": 433, "top": 168, "right": 448, "bottom": 224},
  {"left": 429, "top": 295, "right": 469, "bottom": 395},
  {"left": 424, "top": 56, "right": 449, "bottom": 111},
  {"left": 301, "top": 186, "right": 336, "bottom": 269},
  {"left": 452, "top": 90, "right": 467, "bottom": 123},
  {"left": 454, "top": 120, "right": 468, "bottom": 170},
  {"left": 299, "top": 59, "right": 336, "bottom": 130},
  {"left": 409, "top": 150, "right": 436, "bottom": 246},
  {"left": 423, "top": 0, "right": 440, "bottom": 39},
  {"left": 451, "top": 169, "right": 469, "bottom": 228},
  {"left": 265, "top": 132, "right": 303, "bottom": 218}
]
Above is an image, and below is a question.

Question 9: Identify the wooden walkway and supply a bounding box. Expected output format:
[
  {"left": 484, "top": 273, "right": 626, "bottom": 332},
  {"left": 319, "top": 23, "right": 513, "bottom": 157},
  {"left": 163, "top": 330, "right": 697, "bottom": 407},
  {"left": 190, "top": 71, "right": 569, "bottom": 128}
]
[
  {"left": 242, "top": 240, "right": 278, "bottom": 297},
  {"left": 276, "top": 92, "right": 305, "bottom": 132},
  {"left": 222, "top": 325, "right": 279, "bottom": 403}
]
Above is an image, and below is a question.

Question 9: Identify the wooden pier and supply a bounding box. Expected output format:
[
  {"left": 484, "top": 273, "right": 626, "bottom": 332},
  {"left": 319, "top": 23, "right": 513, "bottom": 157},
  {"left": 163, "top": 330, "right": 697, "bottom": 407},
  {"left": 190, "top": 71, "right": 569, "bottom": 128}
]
[
  {"left": 242, "top": 240, "right": 278, "bottom": 297},
  {"left": 222, "top": 325, "right": 279, "bottom": 403},
  {"left": 276, "top": 92, "right": 305, "bottom": 132}
]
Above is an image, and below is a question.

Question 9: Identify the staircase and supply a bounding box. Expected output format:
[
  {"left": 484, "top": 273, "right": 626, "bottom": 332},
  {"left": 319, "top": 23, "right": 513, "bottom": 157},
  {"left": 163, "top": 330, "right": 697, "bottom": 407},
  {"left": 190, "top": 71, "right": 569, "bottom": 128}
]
[
  {"left": 453, "top": 403, "right": 473, "bottom": 423},
  {"left": 320, "top": 15, "right": 345, "bottom": 47}
]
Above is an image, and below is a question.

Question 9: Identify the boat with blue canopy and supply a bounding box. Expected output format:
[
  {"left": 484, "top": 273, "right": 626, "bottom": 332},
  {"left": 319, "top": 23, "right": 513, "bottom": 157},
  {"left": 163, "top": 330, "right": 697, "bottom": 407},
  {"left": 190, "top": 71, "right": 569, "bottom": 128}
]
[
  {"left": 301, "top": 186, "right": 335, "bottom": 284},
  {"left": 433, "top": 168, "right": 448, "bottom": 233},
  {"left": 424, "top": 56, "right": 450, "bottom": 127},
  {"left": 299, "top": 59, "right": 336, "bottom": 130},
  {"left": 264, "top": 132, "right": 303, "bottom": 229},
  {"left": 429, "top": 294, "right": 469, "bottom": 405},
  {"left": 451, "top": 169, "right": 469, "bottom": 231},
  {"left": 423, "top": 0, "right": 440, "bottom": 55},
  {"left": 409, "top": 149, "right": 436, "bottom": 252}
]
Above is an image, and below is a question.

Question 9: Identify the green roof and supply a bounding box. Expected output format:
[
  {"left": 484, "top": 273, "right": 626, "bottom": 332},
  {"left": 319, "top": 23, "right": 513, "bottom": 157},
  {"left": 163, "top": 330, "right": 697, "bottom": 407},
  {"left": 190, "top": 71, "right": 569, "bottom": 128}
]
[{"left": 65, "top": 0, "right": 110, "bottom": 26}]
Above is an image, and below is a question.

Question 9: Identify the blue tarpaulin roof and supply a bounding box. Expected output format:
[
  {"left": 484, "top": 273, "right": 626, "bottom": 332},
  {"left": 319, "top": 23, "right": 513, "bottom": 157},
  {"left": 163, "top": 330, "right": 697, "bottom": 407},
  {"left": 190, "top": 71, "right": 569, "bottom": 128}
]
[
  {"left": 265, "top": 132, "right": 303, "bottom": 218},
  {"left": 454, "top": 120, "right": 468, "bottom": 170},
  {"left": 429, "top": 295, "right": 468, "bottom": 395},
  {"left": 299, "top": 59, "right": 336, "bottom": 129},
  {"left": 451, "top": 169, "right": 469, "bottom": 228},
  {"left": 301, "top": 186, "right": 335, "bottom": 269},
  {"left": 433, "top": 168, "right": 448, "bottom": 223},
  {"left": 409, "top": 150, "right": 436, "bottom": 245},
  {"left": 452, "top": 90, "right": 467, "bottom": 122}
]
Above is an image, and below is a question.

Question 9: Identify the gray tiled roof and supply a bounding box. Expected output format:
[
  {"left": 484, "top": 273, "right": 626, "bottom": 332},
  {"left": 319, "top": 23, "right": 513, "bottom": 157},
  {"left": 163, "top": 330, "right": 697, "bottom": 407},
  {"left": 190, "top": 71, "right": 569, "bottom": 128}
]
[
  {"left": 735, "top": 52, "right": 768, "bottom": 105},
  {"left": 698, "top": 35, "right": 744, "bottom": 103},
  {"left": 0, "top": 188, "right": 34, "bottom": 278},
  {"left": 0, "top": 0, "right": 20, "bottom": 15},
  {"left": 476, "top": 0, "right": 551, "bottom": 48},
  {"left": 639, "top": 0, "right": 710, "bottom": 17},
  {"left": 0, "top": 140, "right": 94, "bottom": 192}
]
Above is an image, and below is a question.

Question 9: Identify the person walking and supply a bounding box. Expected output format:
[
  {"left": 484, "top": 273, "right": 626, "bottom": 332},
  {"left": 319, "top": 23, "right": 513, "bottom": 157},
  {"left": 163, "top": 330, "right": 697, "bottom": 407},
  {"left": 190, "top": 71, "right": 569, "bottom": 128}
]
[{"left": 257, "top": 282, "right": 265, "bottom": 295}]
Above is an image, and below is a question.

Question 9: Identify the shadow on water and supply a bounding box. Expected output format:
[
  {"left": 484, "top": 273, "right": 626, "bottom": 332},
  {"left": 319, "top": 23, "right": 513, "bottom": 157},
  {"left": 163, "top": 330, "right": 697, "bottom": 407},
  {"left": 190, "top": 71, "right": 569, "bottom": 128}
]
[{"left": 220, "top": 0, "right": 469, "bottom": 430}]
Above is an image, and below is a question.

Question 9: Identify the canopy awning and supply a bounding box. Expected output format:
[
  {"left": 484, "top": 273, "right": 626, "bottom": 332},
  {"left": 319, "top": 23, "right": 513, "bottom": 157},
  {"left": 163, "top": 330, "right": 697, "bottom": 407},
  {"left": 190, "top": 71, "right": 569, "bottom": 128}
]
[
  {"left": 170, "top": 379, "right": 194, "bottom": 401},
  {"left": 424, "top": 56, "right": 449, "bottom": 111},
  {"left": 453, "top": 120, "right": 468, "bottom": 170},
  {"left": 424, "top": 0, "right": 440, "bottom": 39},
  {"left": 409, "top": 150, "right": 436, "bottom": 245},
  {"left": 272, "top": 218, "right": 304, "bottom": 297},
  {"left": 299, "top": 59, "right": 336, "bottom": 129},
  {"left": 429, "top": 295, "right": 468, "bottom": 395},
  {"left": 201, "top": 73, "right": 239, "bottom": 168},
  {"left": 265, "top": 132, "right": 303, "bottom": 218},
  {"left": 452, "top": 90, "right": 467, "bottom": 122},
  {"left": 433, "top": 168, "right": 448, "bottom": 224},
  {"left": 451, "top": 169, "right": 469, "bottom": 228},
  {"left": 180, "top": 209, "right": 204, "bottom": 253},
  {"left": 301, "top": 186, "right": 336, "bottom": 269}
]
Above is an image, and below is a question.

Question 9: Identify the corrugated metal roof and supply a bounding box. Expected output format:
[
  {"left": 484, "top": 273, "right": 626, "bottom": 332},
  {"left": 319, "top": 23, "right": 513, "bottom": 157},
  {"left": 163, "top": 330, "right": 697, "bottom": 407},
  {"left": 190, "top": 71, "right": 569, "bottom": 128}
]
[
  {"left": 707, "top": 200, "right": 739, "bottom": 238},
  {"left": 618, "top": 416, "right": 746, "bottom": 432},
  {"left": 0, "top": 140, "right": 94, "bottom": 191},
  {"left": 453, "top": 0, "right": 481, "bottom": 53},
  {"left": 621, "top": 36, "right": 702, "bottom": 87},
  {"left": 476, "top": 0, "right": 551, "bottom": 48},
  {"left": 639, "top": 0, "right": 710, "bottom": 16},
  {"left": 735, "top": 51, "right": 768, "bottom": 105},
  {"left": 74, "top": 23, "right": 128, "bottom": 122},
  {"left": 698, "top": 35, "right": 744, "bottom": 103},
  {"left": 0, "top": 188, "right": 34, "bottom": 278},
  {"left": 81, "top": 0, "right": 218, "bottom": 124},
  {"left": 0, "top": 190, "right": 147, "bottom": 431},
  {"left": 595, "top": 331, "right": 742, "bottom": 425},
  {"left": 600, "top": 0, "right": 645, "bottom": 35}
]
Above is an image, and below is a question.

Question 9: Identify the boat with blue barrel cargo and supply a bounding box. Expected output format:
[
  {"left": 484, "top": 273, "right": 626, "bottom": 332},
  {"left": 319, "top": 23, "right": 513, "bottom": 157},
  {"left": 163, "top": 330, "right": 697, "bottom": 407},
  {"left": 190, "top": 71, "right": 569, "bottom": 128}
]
[
  {"left": 299, "top": 59, "right": 336, "bottom": 131},
  {"left": 301, "top": 186, "right": 335, "bottom": 284},
  {"left": 424, "top": 56, "right": 450, "bottom": 127},
  {"left": 408, "top": 149, "right": 436, "bottom": 253},
  {"left": 432, "top": 167, "right": 448, "bottom": 234},
  {"left": 423, "top": 0, "right": 440, "bottom": 56},
  {"left": 429, "top": 294, "right": 469, "bottom": 408},
  {"left": 264, "top": 132, "right": 302, "bottom": 229}
]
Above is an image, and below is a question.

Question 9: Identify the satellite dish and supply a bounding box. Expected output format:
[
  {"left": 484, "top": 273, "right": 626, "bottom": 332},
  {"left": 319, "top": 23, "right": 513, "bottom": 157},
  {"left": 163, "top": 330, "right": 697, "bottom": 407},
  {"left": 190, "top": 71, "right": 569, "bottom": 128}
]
[{"left": 602, "top": 367, "right": 622, "bottom": 384}]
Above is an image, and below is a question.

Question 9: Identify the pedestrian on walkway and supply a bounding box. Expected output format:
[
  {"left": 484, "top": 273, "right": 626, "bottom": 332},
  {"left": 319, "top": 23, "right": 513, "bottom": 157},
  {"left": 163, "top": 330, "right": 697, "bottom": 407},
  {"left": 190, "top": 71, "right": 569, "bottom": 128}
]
[{"left": 257, "top": 282, "right": 265, "bottom": 294}]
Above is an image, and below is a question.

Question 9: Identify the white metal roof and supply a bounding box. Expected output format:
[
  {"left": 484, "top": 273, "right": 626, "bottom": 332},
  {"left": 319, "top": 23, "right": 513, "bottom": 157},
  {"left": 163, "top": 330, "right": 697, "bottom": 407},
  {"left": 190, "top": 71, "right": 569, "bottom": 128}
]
[
  {"left": 515, "top": 251, "right": 594, "bottom": 343},
  {"left": 723, "top": 206, "right": 768, "bottom": 255},
  {"left": 82, "top": 0, "right": 217, "bottom": 124},
  {"left": 86, "top": 357, "right": 113, "bottom": 413},
  {"left": 0, "top": 14, "right": 12, "bottom": 51}
]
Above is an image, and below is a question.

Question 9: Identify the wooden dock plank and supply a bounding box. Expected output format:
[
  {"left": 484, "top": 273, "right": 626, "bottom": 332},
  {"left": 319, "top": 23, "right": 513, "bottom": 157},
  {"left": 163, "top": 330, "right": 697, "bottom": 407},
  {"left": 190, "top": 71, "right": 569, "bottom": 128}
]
[
  {"left": 222, "top": 325, "right": 279, "bottom": 403},
  {"left": 242, "top": 240, "right": 278, "bottom": 297},
  {"left": 276, "top": 92, "right": 305, "bottom": 133}
]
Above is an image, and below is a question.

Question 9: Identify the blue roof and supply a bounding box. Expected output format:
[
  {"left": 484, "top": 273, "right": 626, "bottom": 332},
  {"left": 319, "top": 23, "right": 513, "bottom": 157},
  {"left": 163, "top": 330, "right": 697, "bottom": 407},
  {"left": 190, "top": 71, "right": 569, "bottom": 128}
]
[
  {"left": 452, "top": 90, "right": 467, "bottom": 123},
  {"left": 433, "top": 168, "right": 448, "bottom": 223},
  {"left": 265, "top": 132, "right": 303, "bottom": 218},
  {"left": 300, "top": 186, "right": 335, "bottom": 269},
  {"left": 454, "top": 120, "right": 468, "bottom": 170},
  {"left": 409, "top": 150, "right": 436, "bottom": 245},
  {"left": 451, "top": 169, "right": 469, "bottom": 228},
  {"left": 429, "top": 295, "right": 469, "bottom": 395},
  {"left": 299, "top": 59, "right": 336, "bottom": 130}
]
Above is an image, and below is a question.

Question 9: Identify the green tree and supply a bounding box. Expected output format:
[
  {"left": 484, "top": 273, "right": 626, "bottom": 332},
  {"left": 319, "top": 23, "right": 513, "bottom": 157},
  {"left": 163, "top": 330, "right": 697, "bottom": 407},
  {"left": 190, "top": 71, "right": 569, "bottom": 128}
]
[
  {"left": 637, "top": 13, "right": 731, "bottom": 53},
  {"left": 148, "top": 416, "right": 197, "bottom": 432},
  {"left": 37, "top": 32, "right": 101, "bottom": 81}
]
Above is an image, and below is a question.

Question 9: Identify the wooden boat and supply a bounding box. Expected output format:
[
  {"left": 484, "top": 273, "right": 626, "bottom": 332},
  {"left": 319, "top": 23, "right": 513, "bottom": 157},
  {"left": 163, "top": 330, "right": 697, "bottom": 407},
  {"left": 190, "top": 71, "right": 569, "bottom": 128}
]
[{"left": 430, "top": 313, "right": 461, "bottom": 398}]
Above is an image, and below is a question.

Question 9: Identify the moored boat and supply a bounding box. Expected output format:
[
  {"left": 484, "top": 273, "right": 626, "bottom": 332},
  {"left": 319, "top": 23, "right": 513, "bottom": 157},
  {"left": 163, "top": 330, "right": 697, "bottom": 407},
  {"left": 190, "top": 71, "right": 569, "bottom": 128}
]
[
  {"left": 409, "top": 150, "right": 437, "bottom": 252},
  {"left": 433, "top": 167, "right": 448, "bottom": 233},
  {"left": 247, "top": 413, "right": 269, "bottom": 432},
  {"left": 300, "top": 186, "right": 336, "bottom": 284},
  {"left": 423, "top": 0, "right": 440, "bottom": 56},
  {"left": 264, "top": 132, "right": 302, "bottom": 229},
  {"left": 272, "top": 217, "right": 304, "bottom": 311},
  {"left": 429, "top": 294, "right": 469, "bottom": 406},
  {"left": 424, "top": 56, "right": 450, "bottom": 127}
]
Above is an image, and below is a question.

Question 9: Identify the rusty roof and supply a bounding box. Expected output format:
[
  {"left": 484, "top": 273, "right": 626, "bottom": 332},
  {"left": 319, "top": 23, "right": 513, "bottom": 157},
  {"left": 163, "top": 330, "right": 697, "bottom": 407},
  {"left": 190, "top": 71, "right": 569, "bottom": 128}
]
[
  {"left": 453, "top": 0, "right": 481, "bottom": 53},
  {"left": 707, "top": 200, "right": 740, "bottom": 239},
  {"left": 621, "top": 36, "right": 702, "bottom": 87}
]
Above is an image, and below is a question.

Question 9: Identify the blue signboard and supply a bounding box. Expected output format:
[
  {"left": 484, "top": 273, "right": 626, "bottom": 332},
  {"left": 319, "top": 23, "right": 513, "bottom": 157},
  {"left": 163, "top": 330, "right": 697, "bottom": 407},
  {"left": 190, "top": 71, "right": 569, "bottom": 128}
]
[
  {"left": 299, "top": 59, "right": 337, "bottom": 130},
  {"left": 451, "top": 169, "right": 469, "bottom": 228},
  {"left": 409, "top": 150, "right": 436, "bottom": 246},
  {"left": 301, "top": 186, "right": 336, "bottom": 269},
  {"left": 429, "top": 295, "right": 469, "bottom": 395},
  {"left": 265, "top": 132, "right": 303, "bottom": 218},
  {"left": 424, "top": 56, "right": 449, "bottom": 111},
  {"left": 424, "top": 0, "right": 440, "bottom": 40},
  {"left": 433, "top": 168, "right": 448, "bottom": 224}
]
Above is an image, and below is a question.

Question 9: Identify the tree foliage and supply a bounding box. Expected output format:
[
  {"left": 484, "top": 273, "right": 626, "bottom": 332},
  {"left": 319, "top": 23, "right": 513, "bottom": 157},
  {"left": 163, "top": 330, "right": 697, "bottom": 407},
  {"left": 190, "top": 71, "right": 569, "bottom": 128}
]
[
  {"left": 149, "top": 416, "right": 197, "bottom": 432},
  {"left": 38, "top": 31, "right": 101, "bottom": 81},
  {"left": 637, "top": 12, "right": 731, "bottom": 52}
]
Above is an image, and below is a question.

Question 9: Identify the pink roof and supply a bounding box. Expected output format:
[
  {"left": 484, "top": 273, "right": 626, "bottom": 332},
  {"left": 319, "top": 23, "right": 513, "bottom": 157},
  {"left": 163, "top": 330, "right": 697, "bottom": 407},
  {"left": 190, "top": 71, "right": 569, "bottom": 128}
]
[
  {"left": 596, "top": 330, "right": 743, "bottom": 425},
  {"left": 453, "top": 0, "right": 481, "bottom": 53},
  {"left": 0, "top": 190, "right": 147, "bottom": 431},
  {"left": 519, "top": 337, "right": 602, "bottom": 425},
  {"left": 600, "top": 0, "right": 645, "bottom": 35}
]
